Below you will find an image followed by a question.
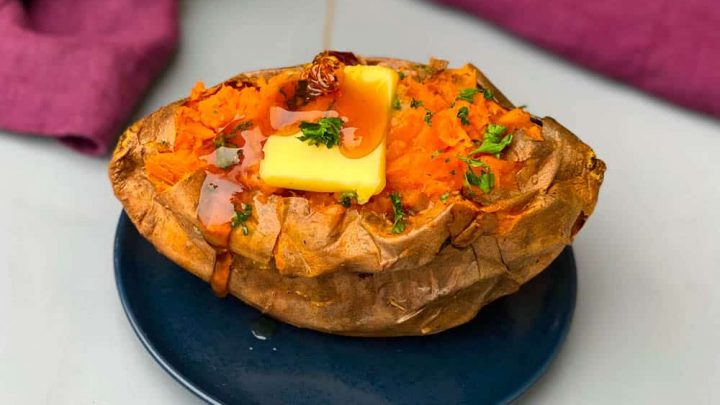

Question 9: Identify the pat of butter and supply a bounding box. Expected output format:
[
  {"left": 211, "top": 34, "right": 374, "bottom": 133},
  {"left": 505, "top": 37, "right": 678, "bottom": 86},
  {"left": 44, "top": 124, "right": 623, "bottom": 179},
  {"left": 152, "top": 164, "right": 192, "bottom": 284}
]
[
  {"left": 260, "top": 136, "right": 385, "bottom": 203},
  {"left": 259, "top": 65, "right": 397, "bottom": 204}
]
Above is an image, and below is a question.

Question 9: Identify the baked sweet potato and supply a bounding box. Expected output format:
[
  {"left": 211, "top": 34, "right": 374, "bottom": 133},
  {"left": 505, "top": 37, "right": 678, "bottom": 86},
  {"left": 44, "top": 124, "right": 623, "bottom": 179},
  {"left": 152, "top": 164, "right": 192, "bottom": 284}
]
[{"left": 109, "top": 52, "right": 605, "bottom": 336}]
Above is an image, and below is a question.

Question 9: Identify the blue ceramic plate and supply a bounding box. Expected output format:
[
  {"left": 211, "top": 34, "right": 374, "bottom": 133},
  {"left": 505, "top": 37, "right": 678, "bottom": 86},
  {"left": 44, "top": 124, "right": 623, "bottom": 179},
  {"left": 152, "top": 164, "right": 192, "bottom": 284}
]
[{"left": 114, "top": 212, "right": 576, "bottom": 405}]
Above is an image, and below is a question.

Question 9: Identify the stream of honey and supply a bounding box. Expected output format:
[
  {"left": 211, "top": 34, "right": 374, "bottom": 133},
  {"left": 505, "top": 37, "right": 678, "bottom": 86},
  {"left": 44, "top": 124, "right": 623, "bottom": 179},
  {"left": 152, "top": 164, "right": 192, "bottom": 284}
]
[{"left": 322, "top": 0, "right": 335, "bottom": 50}]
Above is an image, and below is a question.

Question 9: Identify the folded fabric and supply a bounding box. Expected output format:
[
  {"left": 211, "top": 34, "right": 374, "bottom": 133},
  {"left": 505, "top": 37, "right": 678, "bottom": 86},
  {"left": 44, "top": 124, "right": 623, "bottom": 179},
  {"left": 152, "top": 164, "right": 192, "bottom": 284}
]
[
  {"left": 436, "top": 0, "right": 720, "bottom": 118},
  {"left": 0, "top": 0, "right": 178, "bottom": 155}
]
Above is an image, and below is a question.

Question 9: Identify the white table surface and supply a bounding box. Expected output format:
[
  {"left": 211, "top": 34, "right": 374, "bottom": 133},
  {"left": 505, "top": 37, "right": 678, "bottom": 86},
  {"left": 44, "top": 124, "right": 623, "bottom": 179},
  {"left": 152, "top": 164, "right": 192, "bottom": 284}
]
[{"left": 1, "top": 0, "right": 719, "bottom": 403}]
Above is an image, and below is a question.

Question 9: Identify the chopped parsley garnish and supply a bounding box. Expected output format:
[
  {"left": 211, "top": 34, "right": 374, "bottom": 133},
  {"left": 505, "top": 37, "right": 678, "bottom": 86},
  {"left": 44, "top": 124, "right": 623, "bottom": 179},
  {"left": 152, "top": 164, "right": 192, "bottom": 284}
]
[
  {"left": 457, "top": 155, "right": 495, "bottom": 193},
  {"left": 297, "top": 117, "right": 344, "bottom": 148},
  {"left": 470, "top": 123, "right": 513, "bottom": 155},
  {"left": 457, "top": 88, "right": 480, "bottom": 103},
  {"left": 457, "top": 106, "right": 470, "bottom": 125},
  {"left": 214, "top": 120, "right": 253, "bottom": 148},
  {"left": 465, "top": 160, "right": 495, "bottom": 193},
  {"left": 483, "top": 88, "right": 493, "bottom": 100},
  {"left": 431, "top": 149, "right": 443, "bottom": 159},
  {"left": 456, "top": 123, "right": 511, "bottom": 194},
  {"left": 439, "top": 192, "right": 450, "bottom": 202},
  {"left": 469, "top": 169, "right": 494, "bottom": 193},
  {"left": 518, "top": 104, "right": 527, "bottom": 109},
  {"left": 231, "top": 203, "right": 252, "bottom": 235},
  {"left": 339, "top": 191, "right": 357, "bottom": 208},
  {"left": 390, "top": 192, "right": 406, "bottom": 234},
  {"left": 424, "top": 109, "right": 433, "bottom": 126},
  {"left": 410, "top": 98, "right": 424, "bottom": 108},
  {"left": 236, "top": 120, "right": 254, "bottom": 131},
  {"left": 398, "top": 71, "right": 406, "bottom": 80},
  {"left": 457, "top": 154, "right": 487, "bottom": 167},
  {"left": 392, "top": 97, "right": 401, "bottom": 110}
]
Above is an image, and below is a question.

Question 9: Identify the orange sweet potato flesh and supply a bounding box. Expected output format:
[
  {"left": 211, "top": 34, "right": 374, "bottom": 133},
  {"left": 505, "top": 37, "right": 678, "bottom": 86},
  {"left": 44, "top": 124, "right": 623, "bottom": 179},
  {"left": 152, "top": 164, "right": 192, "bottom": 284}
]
[{"left": 109, "top": 57, "right": 605, "bottom": 336}]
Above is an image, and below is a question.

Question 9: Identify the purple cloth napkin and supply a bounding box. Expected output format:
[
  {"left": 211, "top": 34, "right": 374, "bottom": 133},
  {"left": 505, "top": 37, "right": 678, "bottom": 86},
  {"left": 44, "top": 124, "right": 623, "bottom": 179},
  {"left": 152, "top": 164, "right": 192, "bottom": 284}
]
[
  {"left": 0, "top": 0, "right": 178, "bottom": 155},
  {"left": 436, "top": 0, "right": 720, "bottom": 118}
]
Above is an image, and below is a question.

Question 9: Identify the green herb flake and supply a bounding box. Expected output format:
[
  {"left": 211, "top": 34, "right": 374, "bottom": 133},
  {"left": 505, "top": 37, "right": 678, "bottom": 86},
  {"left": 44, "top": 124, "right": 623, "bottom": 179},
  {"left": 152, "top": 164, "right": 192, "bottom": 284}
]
[
  {"left": 458, "top": 152, "right": 495, "bottom": 194},
  {"left": 518, "top": 104, "right": 527, "bottom": 109},
  {"left": 410, "top": 98, "right": 424, "bottom": 109},
  {"left": 297, "top": 117, "right": 344, "bottom": 148},
  {"left": 456, "top": 153, "right": 488, "bottom": 167},
  {"left": 479, "top": 171, "right": 495, "bottom": 193},
  {"left": 398, "top": 71, "right": 406, "bottom": 80},
  {"left": 457, "top": 88, "right": 480, "bottom": 103},
  {"left": 464, "top": 167, "right": 494, "bottom": 193},
  {"left": 424, "top": 109, "right": 433, "bottom": 126},
  {"left": 469, "top": 123, "right": 513, "bottom": 155},
  {"left": 457, "top": 106, "right": 470, "bottom": 125},
  {"left": 460, "top": 157, "right": 494, "bottom": 194},
  {"left": 392, "top": 97, "right": 402, "bottom": 110},
  {"left": 339, "top": 191, "right": 357, "bottom": 208},
  {"left": 483, "top": 88, "right": 493, "bottom": 100},
  {"left": 237, "top": 120, "right": 254, "bottom": 131},
  {"left": 439, "top": 192, "right": 450, "bottom": 202},
  {"left": 231, "top": 203, "right": 252, "bottom": 235},
  {"left": 390, "top": 192, "right": 406, "bottom": 234},
  {"left": 464, "top": 167, "right": 480, "bottom": 186},
  {"left": 487, "top": 123, "right": 506, "bottom": 138},
  {"left": 431, "top": 149, "right": 443, "bottom": 159},
  {"left": 214, "top": 120, "right": 254, "bottom": 148}
]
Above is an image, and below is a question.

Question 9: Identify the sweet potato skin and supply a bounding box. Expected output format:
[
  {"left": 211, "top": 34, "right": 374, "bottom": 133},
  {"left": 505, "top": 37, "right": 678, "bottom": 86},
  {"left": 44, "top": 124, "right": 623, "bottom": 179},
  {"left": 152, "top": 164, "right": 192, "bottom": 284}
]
[{"left": 109, "top": 57, "right": 605, "bottom": 336}]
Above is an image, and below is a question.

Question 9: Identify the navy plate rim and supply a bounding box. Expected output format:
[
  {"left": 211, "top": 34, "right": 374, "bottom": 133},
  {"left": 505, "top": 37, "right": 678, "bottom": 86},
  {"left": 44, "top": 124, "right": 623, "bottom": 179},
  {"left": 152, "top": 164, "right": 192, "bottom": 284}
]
[
  {"left": 114, "top": 212, "right": 576, "bottom": 404},
  {"left": 114, "top": 214, "right": 222, "bottom": 405},
  {"left": 505, "top": 261, "right": 576, "bottom": 403}
]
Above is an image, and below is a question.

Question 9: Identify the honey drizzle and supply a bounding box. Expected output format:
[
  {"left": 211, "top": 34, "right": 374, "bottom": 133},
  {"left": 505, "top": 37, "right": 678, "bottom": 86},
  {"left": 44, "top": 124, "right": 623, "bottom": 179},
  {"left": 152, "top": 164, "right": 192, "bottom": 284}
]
[
  {"left": 322, "top": 0, "right": 335, "bottom": 50},
  {"left": 210, "top": 250, "right": 233, "bottom": 297}
]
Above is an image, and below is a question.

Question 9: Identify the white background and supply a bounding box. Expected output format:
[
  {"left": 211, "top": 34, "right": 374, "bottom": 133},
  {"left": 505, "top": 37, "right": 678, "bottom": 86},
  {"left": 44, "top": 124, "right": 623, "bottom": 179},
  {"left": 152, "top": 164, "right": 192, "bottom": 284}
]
[{"left": 1, "top": 0, "right": 719, "bottom": 403}]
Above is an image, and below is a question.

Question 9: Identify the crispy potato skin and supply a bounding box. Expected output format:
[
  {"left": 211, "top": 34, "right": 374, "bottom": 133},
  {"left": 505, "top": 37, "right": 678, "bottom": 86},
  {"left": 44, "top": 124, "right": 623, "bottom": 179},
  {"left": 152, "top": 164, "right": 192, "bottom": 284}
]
[{"left": 109, "top": 57, "right": 605, "bottom": 336}]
